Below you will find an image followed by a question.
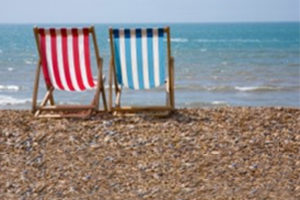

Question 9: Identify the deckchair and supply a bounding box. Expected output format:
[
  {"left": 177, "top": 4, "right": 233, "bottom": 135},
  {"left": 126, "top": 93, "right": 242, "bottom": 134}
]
[
  {"left": 108, "top": 27, "right": 174, "bottom": 114},
  {"left": 32, "top": 26, "right": 107, "bottom": 118}
]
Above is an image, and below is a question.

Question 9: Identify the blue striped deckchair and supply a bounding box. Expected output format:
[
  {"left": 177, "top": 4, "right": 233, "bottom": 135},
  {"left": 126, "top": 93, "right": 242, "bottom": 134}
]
[{"left": 108, "top": 27, "right": 174, "bottom": 114}]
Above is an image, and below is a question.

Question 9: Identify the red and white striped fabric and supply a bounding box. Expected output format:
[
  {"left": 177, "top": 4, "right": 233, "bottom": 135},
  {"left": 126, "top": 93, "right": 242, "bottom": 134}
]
[{"left": 38, "top": 28, "right": 96, "bottom": 91}]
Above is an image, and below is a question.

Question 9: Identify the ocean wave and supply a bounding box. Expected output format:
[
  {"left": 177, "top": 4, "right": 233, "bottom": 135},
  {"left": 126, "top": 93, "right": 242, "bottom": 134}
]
[
  {"left": 7, "top": 67, "right": 14, "bottom": 71},
  {"left": 0, "top": 49, "right": 2, "bottom": 53},
  {"left": 0, "top": 85, "right": 21, "bottom": 91},
  {"left": 206, "top": 86, "right": 233, "bottom": 91},
  {"left": 24, "top": 60, "right": 34, "bottom": 65},
  {"left": 212, "top": 101, "right": 227, "bottom": 105},
  {"left": 175, "top": 85, "right": 290, "bottom": 92},
  {"left": 0, "top": 95, "right": 31, "bottom": 106},
  {"left": 175, "top": 85, "right": 232, "bottom": 92},
  {"left": 183, "top": 101, "right": 229, "bottom": 108},
  {"left": 196, "top": 39, "right": 270, "bottom": 43},
  {"left": 234, "top": 86, "right": 281, "bottom": 92},
  {"left": 171, "top": 38, "right": 188, "bottom": 43}
]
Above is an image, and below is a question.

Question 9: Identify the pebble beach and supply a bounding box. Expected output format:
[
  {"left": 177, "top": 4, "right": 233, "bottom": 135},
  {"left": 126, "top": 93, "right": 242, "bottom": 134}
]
[{"left": 1, "top": 107, "right": 299, "bottom": 199}]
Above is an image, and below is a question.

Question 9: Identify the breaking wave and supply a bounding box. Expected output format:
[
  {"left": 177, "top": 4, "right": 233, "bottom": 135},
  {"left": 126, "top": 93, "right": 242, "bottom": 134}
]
[
  {"left": 234, "top": 86, "right": 281, "bottom": 92},
  {"left": 211, "top": 101, "right": 227, "bottom": 105},
  {"left": 24, "top": 60, "right": 34, "bottom": 64},
  {"left": 0, "top": 85, "right": 21, "bottom": 91},
  {"left": 196, "top": 39, "right": 280, "bottom": 43},
  {"left": 175, "top": 85, "right": 294, "bottom": 92},
  {"left": 171, "top": 38, "right": 188, "bottom": 43},
  {"left": 0, "top": 95, "right": 31, "bottom": 106},
  {"left": 183, "top": 101, "right": 229, "bottom": 108}
]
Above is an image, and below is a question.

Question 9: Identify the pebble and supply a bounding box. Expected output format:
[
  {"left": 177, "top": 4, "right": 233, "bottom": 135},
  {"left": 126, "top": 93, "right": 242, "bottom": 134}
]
[{"left": 0, "top": 107, "right": 299, "bottom": 199}]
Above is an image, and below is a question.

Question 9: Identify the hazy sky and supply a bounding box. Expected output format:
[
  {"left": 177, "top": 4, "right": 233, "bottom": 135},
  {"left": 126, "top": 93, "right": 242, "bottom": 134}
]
[{"left": 0, "top": 0, "right": 299, "bottom": 23}]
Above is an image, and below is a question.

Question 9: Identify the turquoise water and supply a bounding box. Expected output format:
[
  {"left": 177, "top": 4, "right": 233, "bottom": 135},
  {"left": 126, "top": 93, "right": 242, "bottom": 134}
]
[{"left": 0, "top": 23, "right": 299, "bottom": 109}]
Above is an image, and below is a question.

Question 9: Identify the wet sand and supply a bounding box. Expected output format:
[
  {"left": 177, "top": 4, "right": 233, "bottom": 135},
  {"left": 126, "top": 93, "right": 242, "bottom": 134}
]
[{"left": 0, "top": 107, "right": 299, "bottom": 199}]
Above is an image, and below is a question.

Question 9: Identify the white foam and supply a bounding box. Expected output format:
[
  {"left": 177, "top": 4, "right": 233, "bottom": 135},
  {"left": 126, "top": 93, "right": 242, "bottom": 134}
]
[
  {"left": 234, "top": 86, "right": 279, "bottom": 92},
  {"left": 24, "top": 60, "right": 33, "bottom": 64},
  {"left": 197, "top": 39, "right": 223, "bottom": 43},
  {"left": 212, "top": 101, "right": 227, "bottom": 105},
  {"left": 7, "top": 67, "right": 14, "bottom": 71},
  {"left": 235, "top": 86, "right": 256, "bottom": 91},
  {"left": 0, "top": 85, "right": 21, "bottom": 91},
  {"left": 197, "top": 39, "right": 261, "bottom": 43},
  {"left": 0, "top": 95, "right": 31, "bottom": 105},
  {"left": 200, "top": 48, "right": 207, "bottom": 52},
  {"left": 171, "top": 38, "right": 188, "bottom": 43},
  {"left": 231, "top": 39, "right": 260, "bottom": 43},
  {"left": 206, "top": 86, "right": 232, "bottom": 91}
]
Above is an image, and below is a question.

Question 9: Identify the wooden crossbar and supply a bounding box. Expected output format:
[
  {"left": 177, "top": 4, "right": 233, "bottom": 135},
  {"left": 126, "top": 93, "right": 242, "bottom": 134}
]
[
  {"left": 38, "top": 105, "right": 95, "bottom": 111},
  {"left": 113, "top": 106, "right": 173, "bottom": 112}
]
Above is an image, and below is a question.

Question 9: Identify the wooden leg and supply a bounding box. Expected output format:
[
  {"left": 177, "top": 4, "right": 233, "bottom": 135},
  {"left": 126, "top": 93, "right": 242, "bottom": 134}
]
[
  {"left": 170, "top": 58, "right": 175, "bottom": 109},
  {"left": 92, "top": 90, "right": 100, "bottom": 111},
  {"left": 34, "top": 89, "right": 52, "bottom": 117},
  {"left": 93, "top": 71, "right": 102, "bottom": 111},
  {"left": 48, "top": 87, "right": 55, "bottom": 106},
  {"left": 109, "top": 62, "right": 120, "bottom": 111},
  {"left": 101, "top": 84, "right": 107, "bottom": 111},
  {"left": 166, "top": 79, "right": 171, "bottom": 107},
  {"left": 92, "top": 83, "right": 107, "bottom": 112},
  {"left": 108, "top": 59, "right": 113, "bottom": 111},
  {"left": 115, "top": 90, "right": 121, "bottom": 107},
  {"left": 100, "top": 68, "right": 107, "bottom": 111},
  {"left": 32, "top": 60, "right": 41, "bottom": 113},
  {"left": 94, "top": 57, "right": 107, "bottom": 111}
]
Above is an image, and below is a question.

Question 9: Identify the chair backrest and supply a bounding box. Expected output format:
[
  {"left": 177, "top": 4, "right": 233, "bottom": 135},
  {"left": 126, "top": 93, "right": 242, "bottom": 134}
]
[
  {"left": 111, "top": 28, "right": 167, "bottom": 90},
  {"left": 35, "top": 27, "right": 96, "bottom": 91}
]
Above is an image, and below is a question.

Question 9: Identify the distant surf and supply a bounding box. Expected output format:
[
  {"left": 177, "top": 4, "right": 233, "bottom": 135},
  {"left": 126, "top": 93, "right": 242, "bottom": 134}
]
[
  {"left": 0, "top": 95, "right": 31, "bottom": 106},
  {"left": 170, "top": 38, "right": 188, "bottom": 43},
  {"left": 0, "top": 85, "right": 21, "bottom": 91},
  {"left": 175, "top": 85, "right": 297, "bottom": 92},
  {"left": 196, "top": 39, "right": 279, "bottom": 43},
  {"left": 183, "top": 101, "right": 229, "bottom": 108},
  {"left": 234, "top": 86, "right": 282, "bottom": 92}
]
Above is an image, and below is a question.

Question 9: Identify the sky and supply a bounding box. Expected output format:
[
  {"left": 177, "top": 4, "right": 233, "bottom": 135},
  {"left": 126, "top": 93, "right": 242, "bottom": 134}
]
[{"left": 0, "top": 0, "right": 299, "bottom": 23}]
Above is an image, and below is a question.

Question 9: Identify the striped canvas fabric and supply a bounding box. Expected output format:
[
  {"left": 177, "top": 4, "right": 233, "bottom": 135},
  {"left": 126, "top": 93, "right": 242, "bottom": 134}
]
[
  {"left": 112, "top": 28, "right": 166, "bottom": 90},
  {"left": 38, "top": 28, "right": 96, "bottom": 91}
]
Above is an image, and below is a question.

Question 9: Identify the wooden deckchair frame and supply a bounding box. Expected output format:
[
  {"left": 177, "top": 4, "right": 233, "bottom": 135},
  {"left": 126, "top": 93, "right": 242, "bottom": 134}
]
[
  {"left": 108, "top": 27, "right": 174, "bottom": 115},
  {"left": 32, "top": 26, "right": 107, "bottom": 118}
]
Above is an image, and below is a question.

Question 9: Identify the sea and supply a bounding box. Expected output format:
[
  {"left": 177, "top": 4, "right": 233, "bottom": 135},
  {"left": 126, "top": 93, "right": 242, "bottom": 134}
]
[{"left": 0, "top": 22, "right": 299, "bottom": 109}]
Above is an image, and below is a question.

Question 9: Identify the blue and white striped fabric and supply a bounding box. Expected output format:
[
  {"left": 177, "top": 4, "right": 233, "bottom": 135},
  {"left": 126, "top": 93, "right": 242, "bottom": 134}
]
[{"left": 112, "top": 28, "right": 166, "bottom": 90}]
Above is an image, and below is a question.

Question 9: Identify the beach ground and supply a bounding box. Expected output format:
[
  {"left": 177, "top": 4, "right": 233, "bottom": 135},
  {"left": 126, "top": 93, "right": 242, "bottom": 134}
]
[{"left": 0, "top": 107, "right": 299, "bottom": 199}]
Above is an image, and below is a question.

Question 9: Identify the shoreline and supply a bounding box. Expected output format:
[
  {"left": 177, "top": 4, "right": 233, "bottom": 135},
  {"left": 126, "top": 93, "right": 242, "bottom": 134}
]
[
  {"left": 1, "top": 107, "right": 299, "bottom": 199},
  {"left": 1, "top": 105, "right": 300, "bottom": 111}
]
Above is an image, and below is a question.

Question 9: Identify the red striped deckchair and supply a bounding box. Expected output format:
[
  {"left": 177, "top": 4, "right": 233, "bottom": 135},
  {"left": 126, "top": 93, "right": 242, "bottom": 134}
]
[{"left": 32, "top": 26, "right": 107, "bottom": 118}]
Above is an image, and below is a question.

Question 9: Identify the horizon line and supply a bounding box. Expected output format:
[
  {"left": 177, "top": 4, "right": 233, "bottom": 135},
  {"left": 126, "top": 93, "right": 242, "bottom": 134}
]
[{"left": 0, "top": 20, "right": 299, "bottom": 25}]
